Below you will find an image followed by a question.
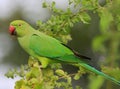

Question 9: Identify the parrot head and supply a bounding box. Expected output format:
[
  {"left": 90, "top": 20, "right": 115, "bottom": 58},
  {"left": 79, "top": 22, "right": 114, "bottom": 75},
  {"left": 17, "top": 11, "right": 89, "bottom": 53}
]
[{"left": 9, "top": 20, "right": 31, "bottom": 37}]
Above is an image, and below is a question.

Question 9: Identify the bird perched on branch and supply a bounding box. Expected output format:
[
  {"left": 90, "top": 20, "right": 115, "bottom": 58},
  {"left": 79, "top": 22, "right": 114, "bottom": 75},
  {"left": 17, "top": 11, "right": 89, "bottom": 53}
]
[{"left": 9, "top": 20, "right": 120, "bottom": 85}]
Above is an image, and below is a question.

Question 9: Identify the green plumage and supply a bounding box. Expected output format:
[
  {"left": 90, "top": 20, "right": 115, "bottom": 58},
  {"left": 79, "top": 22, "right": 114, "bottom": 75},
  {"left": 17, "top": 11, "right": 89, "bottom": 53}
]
[
  {"left": 9, "top": 20, "right": 120, "bottom": 85},
  {"left": 30, "top": 34, "right": 73, "bottom": 58}
]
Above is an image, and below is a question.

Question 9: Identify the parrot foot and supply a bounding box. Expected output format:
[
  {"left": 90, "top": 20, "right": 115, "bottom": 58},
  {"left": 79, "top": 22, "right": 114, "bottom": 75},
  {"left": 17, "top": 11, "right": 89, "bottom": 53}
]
[{"left": 37, "top": 56, "right": 50, "bottom": 68}]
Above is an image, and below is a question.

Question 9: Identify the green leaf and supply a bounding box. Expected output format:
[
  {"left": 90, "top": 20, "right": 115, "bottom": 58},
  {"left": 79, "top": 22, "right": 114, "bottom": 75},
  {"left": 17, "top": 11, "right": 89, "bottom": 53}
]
[
  {"left": 79, "top": 12, "right": 91, "bottom": 24},
  {"left": 55, "top": 69, "right": 65, "bottom": 76},
  {"left": 5, "top": 69, "right": 15, "bottom": 78},
  {"left": 92, "top": 35, "right": 107, "bottom": 52},
  {"left": 42, "top": 2, "right": 48, "bottom": 8},
  {"left": 74, "top": 73, "right": 80, "bottom": 80},
  {"left": 88, "top": 75, "right": 104, "bottom": 89},
  {"left": 99, "top": 8, "right": 113, "bottom": 33},
  {"left": 51, "top": 1, "right": 56, "bottom": 7},
  {"left": 15, "top": 79, "right": 28, "bottom": 89},
  {"left": 67, "top": 77, "right": 72, "bottom": 84},
  {"left": 76, "top": 86, "right": 82, "bottom": 89}
]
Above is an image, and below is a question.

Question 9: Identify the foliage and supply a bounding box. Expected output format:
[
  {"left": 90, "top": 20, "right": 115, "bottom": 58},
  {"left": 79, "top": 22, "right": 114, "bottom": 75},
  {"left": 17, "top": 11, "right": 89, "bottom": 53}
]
[
  {"left": 88, "top": 75, "right": 104, "bottom": 89},
  {"left": 6, "top": 58, "right": 85, "bottom": 89},
  {"left": 37, "top": 0, "right": 92, "bottom": 44},
  {"left": 91, "top": 0, "right": 120, "bottom": 89},
  {"left": 5, "top": 0, "right": 120, "bottom": 89}
]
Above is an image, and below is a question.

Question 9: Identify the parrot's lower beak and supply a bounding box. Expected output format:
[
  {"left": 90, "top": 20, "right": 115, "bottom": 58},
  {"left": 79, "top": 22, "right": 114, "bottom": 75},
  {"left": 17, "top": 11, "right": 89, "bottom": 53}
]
[{"left": 9, "top": 26, "right": 17, "bottom": 35}]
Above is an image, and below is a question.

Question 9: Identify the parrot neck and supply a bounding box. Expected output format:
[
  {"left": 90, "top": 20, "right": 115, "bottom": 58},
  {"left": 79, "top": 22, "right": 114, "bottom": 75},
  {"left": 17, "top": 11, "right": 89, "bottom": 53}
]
[
  {"left": 17, "top": 33, "right": 33, "bottom": 55},
  {"left": 17, "top": 26, "right": 35, "bottom": 37}
]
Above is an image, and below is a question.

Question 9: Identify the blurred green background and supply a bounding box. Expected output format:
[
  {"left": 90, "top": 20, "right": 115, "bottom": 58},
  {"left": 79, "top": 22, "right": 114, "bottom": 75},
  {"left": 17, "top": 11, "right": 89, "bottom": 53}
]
[{"left": 0, "top": 0, "right": 120, "bottom": 89}]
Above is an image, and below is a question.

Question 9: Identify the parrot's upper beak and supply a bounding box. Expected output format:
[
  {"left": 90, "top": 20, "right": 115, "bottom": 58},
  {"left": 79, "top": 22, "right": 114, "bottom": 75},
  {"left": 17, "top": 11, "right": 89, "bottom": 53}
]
[{"left": 9, "top": 25, "right": 16, "bottom": 35}]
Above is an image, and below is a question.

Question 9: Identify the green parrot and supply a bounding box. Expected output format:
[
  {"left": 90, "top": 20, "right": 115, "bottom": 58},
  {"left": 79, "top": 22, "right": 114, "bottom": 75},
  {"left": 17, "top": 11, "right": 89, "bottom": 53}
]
[{"left": 9, "top": 20, "right": 120, "bottom": 85}]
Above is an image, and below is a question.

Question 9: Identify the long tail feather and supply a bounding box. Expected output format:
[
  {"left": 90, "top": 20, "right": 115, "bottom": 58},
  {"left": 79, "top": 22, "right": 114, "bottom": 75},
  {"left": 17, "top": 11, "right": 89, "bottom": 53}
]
[
  {"left": 79, "top": 63, "right": 120, "bottom": 86},
  {"left": 57, "top": 54, "right": 120, "bottom": 85}
]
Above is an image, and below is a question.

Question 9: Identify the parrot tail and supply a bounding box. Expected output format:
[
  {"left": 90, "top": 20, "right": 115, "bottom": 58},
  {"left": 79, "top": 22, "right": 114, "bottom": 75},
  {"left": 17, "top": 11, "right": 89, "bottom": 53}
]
[
  {"left": 78, "top": 62, "right": 120, "bottom": 86},
  {"left": 57, "top": 54, "right": 120, "bottom": 85}
]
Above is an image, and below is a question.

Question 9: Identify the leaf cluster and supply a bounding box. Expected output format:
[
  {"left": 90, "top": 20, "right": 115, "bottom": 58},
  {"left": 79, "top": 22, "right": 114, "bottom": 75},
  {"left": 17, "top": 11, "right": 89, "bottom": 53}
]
[
  {"left": 6, "top": 58, "right": 87, "bottom": 89},
  {"left": 37, "top": 0, "right": 94, "bottom": 44},
  {"left": 91, "top": 0, "right": 120, "bottom": 88}
]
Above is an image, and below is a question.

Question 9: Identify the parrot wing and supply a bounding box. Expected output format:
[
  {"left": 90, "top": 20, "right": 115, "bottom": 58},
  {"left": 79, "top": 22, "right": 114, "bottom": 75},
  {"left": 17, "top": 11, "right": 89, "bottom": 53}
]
[
  {"left": 29, "top": 33, "right": 90, "bottom": 63},
  {"left": 29, "top": 34, "right": 74, "bottom": 59}
]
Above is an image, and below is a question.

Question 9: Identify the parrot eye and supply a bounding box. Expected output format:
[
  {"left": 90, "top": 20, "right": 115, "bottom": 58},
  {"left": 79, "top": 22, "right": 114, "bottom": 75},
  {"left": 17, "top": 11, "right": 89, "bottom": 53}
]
[{"left": 18, "top": 24, "right": 22, "bottom": 26}]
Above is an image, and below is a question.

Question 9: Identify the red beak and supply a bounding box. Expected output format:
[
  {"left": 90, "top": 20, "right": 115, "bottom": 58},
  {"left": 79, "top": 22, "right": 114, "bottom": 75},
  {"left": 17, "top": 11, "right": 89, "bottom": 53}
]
[{"left": 9, "top": 25, "right": 16, "bottom": 35}]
